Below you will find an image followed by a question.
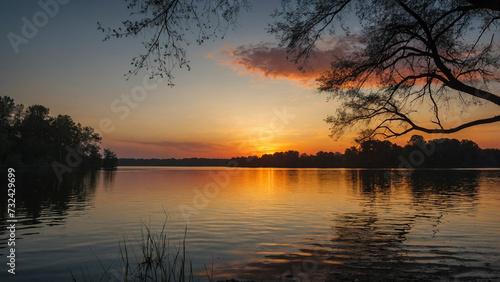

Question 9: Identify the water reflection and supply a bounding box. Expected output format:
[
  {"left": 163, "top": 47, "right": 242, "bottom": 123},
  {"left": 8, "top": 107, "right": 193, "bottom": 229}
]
[
  {"left": 102, "top": 169, "right": 117, "bottom": 190},
  {"left": 0, "top": 169, "right": 113, "bottom": 255},
  {"left": 406, "top": 170, "right": 479, "bottom": 214},
  {"left": 0, "top": 168, "right": 498, "bottom": 281},
  {"left": 229, "top": 169, "right": 499, "bottom": 281}
]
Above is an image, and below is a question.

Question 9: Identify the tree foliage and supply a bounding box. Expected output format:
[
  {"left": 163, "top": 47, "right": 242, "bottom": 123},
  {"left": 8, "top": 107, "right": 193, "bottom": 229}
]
[
  {"left": 98, "top": 0, "right": 250, "bottom": 84},
  {"left": 102, "top": 149, "right": 118, "bottom": 169},
  {"left": 104, "top": 0, "right": 499, "bottom": 140},
  {"left": 270, "top": 0, "right": 500, "bottom": 140},
  {"left": 0, "top": 96, "right": 116, "bottom": 169},
  {"left": 230, "top": 135, "right": 500, "bottom": 168}
]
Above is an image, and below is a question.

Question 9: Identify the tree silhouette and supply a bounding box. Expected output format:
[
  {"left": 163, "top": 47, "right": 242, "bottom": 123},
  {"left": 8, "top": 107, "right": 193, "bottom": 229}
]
[
  {"left": 227, "top": 134, "right": 500, "bottom": 168},
  {"left": 102, "top": 149, "right": 118, "bottom": 169},
  {"left": 103, "top": 1, "right": 499, "bottom": 140},
  {"left": 0, "top": 96, "right": 114, "bottom": 169},
  {"left": 98, "top": 0, "right": 250, "bottom": 84},
  {"left": 270, "top": 0, "right": 500, "bottom": 140}
]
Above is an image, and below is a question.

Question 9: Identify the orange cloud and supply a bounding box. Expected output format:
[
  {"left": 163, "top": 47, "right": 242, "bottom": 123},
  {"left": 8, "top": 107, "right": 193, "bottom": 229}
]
[{"left": 213, "top": 36, "right": 362, "bottom": 88}]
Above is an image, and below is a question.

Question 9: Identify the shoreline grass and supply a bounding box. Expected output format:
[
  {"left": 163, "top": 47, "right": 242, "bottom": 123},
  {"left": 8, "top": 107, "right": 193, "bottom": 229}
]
[{"left": 70, "top": 213, "right": 203, "bottom": 282}]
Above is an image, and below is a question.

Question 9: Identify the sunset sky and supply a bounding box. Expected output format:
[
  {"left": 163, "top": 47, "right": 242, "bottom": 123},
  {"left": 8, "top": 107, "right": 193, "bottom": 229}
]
[{"left": 1, "top": 0, "right": 499, "bottom": 158}]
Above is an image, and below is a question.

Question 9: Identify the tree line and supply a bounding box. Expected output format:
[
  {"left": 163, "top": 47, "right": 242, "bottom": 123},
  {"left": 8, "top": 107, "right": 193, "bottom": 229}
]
[
  {"left": 0, "top": 96, "right": 117, "bottom": 169},
  {"left": 119, "top": 158, "right": 228, "bottom": 166},
  {"left": 118, "top": 135, "right": 500, "bottom": 168},
  {"left": 230, "top": 135, "right": 500, "bottom": 168}
]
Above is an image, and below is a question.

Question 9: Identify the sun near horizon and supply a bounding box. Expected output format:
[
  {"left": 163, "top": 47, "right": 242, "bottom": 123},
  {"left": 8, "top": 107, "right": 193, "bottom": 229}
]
[{"left": 1, "top": 1, "right": 499, "bottom": 160}]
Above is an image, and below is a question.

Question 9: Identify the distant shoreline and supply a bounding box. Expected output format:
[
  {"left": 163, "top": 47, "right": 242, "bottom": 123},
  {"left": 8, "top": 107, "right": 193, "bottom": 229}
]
[
  {"left": 117, "top": 158, "right": 500, "bottom": 169},
  {"left": 116, "top": 165, "right": 500, "bottom": 170},
  {"left": 118, "top": 136, "right": 500, "bottom": 169},
  {"left": 118, "top": 158, "right": 229, "bottom": 167}
]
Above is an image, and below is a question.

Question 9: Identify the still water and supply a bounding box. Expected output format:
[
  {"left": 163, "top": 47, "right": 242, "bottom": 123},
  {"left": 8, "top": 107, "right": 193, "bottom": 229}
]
[{"left": 1, "top": 167, "right": 500, "bottom": 281}]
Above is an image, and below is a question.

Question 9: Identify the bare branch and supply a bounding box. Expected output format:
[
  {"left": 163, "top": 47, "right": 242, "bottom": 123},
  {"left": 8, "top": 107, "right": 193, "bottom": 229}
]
[
  {"left": 272, "top": 0, "right": 500, "bottom": 140},
  {"left": 98, "top": 0, "right": 250, "bottom": 83}
]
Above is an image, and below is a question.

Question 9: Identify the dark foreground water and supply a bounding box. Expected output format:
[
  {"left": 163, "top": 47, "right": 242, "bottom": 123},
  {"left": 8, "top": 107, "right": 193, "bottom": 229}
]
[{"left": 1, "top": 167, "right": 499, "bottom": 281}]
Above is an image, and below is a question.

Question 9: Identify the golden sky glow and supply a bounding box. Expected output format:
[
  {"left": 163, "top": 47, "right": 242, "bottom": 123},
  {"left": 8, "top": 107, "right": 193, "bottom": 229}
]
[{"left": 1, "top": 1, "right": 499, "bottom": 158}]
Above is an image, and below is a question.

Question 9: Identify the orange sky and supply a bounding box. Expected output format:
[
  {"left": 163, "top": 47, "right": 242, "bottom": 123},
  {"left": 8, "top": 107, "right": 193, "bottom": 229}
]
[{"left": 1, "top": 1, "right": 499, "bottom": 159}]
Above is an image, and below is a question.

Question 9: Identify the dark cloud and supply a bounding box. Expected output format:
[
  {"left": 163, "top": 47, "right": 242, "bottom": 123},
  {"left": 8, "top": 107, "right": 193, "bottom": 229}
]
[{"left": 212, "top": 35, "right": 362, "bottom": 87}]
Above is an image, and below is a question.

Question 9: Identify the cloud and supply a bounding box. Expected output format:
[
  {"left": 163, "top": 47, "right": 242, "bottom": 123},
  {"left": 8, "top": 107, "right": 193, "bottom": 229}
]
[{"left": 212, "top": 35, "right": 362, "bottom": 87}]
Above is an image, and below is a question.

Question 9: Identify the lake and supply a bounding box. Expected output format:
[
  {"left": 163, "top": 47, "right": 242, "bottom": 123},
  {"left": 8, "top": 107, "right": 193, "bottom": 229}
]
[{"left": 1, "top": 167, "right": 500, "bottom": 281}]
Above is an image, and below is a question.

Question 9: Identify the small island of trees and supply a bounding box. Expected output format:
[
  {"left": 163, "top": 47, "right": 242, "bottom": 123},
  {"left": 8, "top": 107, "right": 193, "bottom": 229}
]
[{"left": 0, "top": 96, "right": 117, "bottom": 170}]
